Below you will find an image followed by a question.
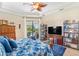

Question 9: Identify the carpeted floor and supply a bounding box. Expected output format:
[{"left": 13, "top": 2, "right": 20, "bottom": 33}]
[{"left": 64, "top": 47, "right": 79, "bottom": 56}]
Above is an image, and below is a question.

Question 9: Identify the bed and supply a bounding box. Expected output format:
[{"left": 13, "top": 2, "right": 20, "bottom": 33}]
[
  {"left": 0, "top": 36, "right": 66, "bottom": 56},
  {"left": 0, "top": 36, "right": 53, "bottom": 56},
  {"left": 11, "top": 38, "right": 53, "bottom": 56}
]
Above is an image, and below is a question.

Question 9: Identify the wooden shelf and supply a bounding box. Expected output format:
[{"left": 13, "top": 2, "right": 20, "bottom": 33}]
[
  {"left": 40, "top": 24, "right": 47, "bottom": 41},
  {"left": 64, "top": 32, "right": 79, "bottom": 34}
]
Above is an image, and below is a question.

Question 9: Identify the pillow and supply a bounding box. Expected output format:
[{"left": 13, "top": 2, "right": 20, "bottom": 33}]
[
  {"left": 2, "top": 36, "right": 17, "bottom": 49},
  {"left": 0, "top": 42, "right": 6, "bottom": 56},
  {"left": 8, "top": 39, "right": 17, "bottom": 49},
  {"left": 0, "top": 36, "right": 12, "bottom": 53}
]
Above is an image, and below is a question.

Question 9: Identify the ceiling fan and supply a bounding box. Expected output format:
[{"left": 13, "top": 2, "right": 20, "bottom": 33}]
[{"left": 23, "top": 2, "right": 47, "bottom": 12}]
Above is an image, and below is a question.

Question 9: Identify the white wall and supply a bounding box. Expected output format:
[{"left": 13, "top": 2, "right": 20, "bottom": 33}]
[{"left": 0, "top": 11, "right": 25, "bottom": 39}]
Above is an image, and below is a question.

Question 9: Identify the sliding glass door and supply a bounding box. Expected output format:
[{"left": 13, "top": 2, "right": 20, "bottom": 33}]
[{"left": 26, "top": 20, "right": 39, "bottom": 39}]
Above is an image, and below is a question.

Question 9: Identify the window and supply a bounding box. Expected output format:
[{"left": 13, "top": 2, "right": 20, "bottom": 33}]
[{"left": 26, "top": 20, "right": 39, "bottom": 39}]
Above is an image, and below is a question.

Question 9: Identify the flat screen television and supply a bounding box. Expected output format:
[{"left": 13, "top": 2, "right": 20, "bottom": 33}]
[
  {"left": 48, "top": 26, "right": 62, "bottom": 35},
  {"left": 48, "top": 27, "right": 55, "bottom": 34},
  {"left": 56, "top": 26, "right": 62, "bottom": 35}
]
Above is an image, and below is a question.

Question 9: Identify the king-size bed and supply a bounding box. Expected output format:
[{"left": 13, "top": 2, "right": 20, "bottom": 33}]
[{"left": 0, "top": 36, "right": 66, "bottom": 56}]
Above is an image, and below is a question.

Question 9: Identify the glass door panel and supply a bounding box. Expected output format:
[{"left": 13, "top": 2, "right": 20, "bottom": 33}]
[
  {"left": 27, "top": 21, "right": 33, "bottom": 38},
  {"left": 26, "top": 20, "right": 39, "bottom": 39}
]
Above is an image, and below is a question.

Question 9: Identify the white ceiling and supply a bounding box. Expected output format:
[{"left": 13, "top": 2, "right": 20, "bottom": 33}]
[{"left": 0, "top": 2, "right": 79, "bottom": 16}]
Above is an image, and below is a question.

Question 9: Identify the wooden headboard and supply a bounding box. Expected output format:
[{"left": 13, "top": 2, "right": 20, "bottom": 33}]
[{"left": 0, "top": 24, "right": 16, "bottom": 39}]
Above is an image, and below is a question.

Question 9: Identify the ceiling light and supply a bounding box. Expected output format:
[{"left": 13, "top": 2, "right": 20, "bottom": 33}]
[{"left": 32, "top": 2, "right": 47, "bottom": 11}]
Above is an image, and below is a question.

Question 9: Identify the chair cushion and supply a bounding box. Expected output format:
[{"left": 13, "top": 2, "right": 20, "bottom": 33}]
[
  {"left": 52, "top": 44, "right": 66, "bottom": 56},
  {"left": 31, "top": 36, "right": 36, "bottom": 40},
  {"left": 0, "top": 36, "right": 12, "bottom": 53}
]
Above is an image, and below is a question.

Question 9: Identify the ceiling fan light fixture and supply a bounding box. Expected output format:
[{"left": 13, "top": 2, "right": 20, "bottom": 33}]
[{"left": 32, "top": 2, "right": 47, "bottom": 11}]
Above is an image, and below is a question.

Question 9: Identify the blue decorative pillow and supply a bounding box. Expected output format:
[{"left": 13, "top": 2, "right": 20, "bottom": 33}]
[
  {"left": 0, "top": 42, "right": 6, "bottom": 56},
  {"left": 2, "top": 36, "right": 17, "bottom": 49},
  {"left": 8, "top": 39, "right": 17, "bottom": 49},
  {"left": 0, "top": 36, "right": 12, "bottom": 53}
]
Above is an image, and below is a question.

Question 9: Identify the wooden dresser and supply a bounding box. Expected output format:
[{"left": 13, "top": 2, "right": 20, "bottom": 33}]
[{"left": 0, "top": 24, "right": 16, "bottom": 39}]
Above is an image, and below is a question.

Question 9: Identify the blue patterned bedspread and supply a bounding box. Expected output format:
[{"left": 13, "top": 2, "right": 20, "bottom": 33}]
[
  {"left": 8, "top": 38, "right": 53, "bottom": 56},
  {"left": 0, "top": 43, "right": 6, "bottom": 56}
]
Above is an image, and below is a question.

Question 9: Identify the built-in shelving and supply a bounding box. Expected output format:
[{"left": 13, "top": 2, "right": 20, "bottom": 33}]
[
  {"left": 63, "top": 20, "right": 79, "bottom": 49},
  {"left": 40, "top": 24, "right": 47, "bottom": 41}
]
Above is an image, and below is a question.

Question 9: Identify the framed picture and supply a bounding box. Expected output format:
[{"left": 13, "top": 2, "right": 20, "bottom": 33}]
[{"left": 19, "top": 24, "right": 21, "bottom": 29}]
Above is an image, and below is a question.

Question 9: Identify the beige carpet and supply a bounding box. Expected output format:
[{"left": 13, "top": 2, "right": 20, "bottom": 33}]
[{"left": 64, "top": 47, "right": 79, "bottom": 56}]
